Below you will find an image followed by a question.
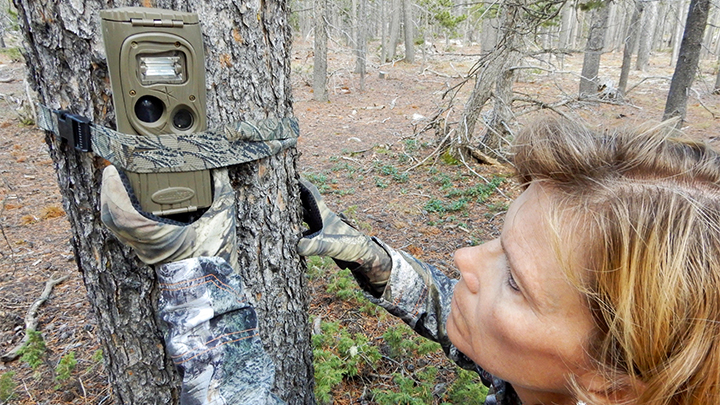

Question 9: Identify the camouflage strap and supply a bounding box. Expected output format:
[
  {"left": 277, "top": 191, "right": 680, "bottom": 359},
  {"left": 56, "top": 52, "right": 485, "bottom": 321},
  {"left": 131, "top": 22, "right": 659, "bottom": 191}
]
[{"left": 36, "top": 104, "right": 299, "bottom": 173}]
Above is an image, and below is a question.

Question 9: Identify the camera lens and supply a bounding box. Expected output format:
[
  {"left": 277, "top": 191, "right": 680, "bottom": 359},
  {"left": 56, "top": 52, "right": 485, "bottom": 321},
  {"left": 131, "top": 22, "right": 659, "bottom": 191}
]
[
  {"left": 172, "top": 108, "right": 194, "bottom": 130},
  {"left": 134, "top": 96, "right": 164, "bottom": 123}
]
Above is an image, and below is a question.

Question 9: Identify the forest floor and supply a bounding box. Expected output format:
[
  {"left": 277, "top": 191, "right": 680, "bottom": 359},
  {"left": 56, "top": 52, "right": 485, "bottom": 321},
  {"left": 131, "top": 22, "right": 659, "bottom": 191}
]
[{"left": 1, "top": 38, "right": 720, "bottom": 405}]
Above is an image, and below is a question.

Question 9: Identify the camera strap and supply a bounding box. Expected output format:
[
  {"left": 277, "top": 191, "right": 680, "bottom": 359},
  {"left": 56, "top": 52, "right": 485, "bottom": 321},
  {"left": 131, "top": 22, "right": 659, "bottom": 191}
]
[{"left": 36, "top": 104, "right": 299, "bottom": 173}]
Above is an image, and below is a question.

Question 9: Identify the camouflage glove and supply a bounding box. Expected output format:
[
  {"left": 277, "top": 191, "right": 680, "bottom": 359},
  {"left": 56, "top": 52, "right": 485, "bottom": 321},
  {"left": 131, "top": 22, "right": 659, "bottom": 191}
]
[
  {"left": 100, "top": 166, "right": 281, "bottom": 405},
  {"left": 100, "top": 165, "right": 237, "bottom": 267},
  {"left": 297, "top": 177, "right": 391, "bottom": 296}
]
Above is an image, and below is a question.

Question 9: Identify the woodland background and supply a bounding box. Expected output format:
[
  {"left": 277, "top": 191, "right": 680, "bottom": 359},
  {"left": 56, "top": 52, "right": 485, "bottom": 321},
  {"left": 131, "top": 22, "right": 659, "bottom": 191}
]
[{"left": 1, "top": 0, "right": 720, "bottom": 403}]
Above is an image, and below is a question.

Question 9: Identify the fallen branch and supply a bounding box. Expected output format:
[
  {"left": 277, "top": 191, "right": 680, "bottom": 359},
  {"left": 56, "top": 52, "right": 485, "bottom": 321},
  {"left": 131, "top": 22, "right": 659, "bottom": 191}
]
[
  {"left": 1, "top": 273, "right": 70, "bottom": 362},
  {"left": 690, "top": 87, "right": 718, "bottom": 119},
  {"left": 624, "top": 76, "right": 672, "bottom": 97}
]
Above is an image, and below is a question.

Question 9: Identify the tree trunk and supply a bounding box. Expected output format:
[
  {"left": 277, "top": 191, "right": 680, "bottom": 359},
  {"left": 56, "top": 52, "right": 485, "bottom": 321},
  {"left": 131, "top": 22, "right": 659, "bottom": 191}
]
[
  {"left": 388, "top": 0, "right": 400, "bottom": 60},
  {"left": 579, "top": 0, "right": 611, "bottom": 98},
  {"left": 481, "top": 17, "right": 499, "bottom": 52},
  {"left": 314, "top": 0, "right": 329, "bottom": 101},
  {"left": 559, "top": 2, "right": 575, "bottom": 51},
  {"left": 457, "top": 2, "right": 521, "bottom": 161},
  {"left": 663, "top": 0, "right": 711, "bottom": 125},
  {"left": 701, "top": 3, "right": 719, "bottom": 59},
  {"left": 619, "top": 0, "right": 644, "bottom": 96},
  {"left": 15, "top": 1, "right": 314, "bottom": 404},
  {"left": 356, "top": 0, "right": 367, "bottom": 89},
  {"left": 671, "top": 0, "right": 689, "bottom": 66},
  {"left": 381, "top": 0, "right": 387, "bottom": 63},
  {"left": 714, "top": 50, "right": 720, "bottom": 94},
  {"left": 636, "top": 0, "right": 658, "bottom": 71},
  {"left": 652, "top": 1, "right": 668, "bottom": 51},
  {"left": 403, "top": 0, "right": 414, "bottom": 63}
]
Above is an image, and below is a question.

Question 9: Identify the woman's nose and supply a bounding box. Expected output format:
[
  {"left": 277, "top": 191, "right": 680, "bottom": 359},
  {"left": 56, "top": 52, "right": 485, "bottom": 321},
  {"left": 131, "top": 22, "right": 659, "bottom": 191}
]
[
  {"left": 454, "top": 239, "right": 502, "bottom": 294},
  {"left": 454, "top": 245, "right": 484, "bottom": 294}
]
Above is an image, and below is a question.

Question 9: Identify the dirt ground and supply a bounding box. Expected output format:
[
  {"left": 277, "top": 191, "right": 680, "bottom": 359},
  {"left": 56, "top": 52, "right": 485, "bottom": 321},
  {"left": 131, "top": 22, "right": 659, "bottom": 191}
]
[{"left": 1, "top": 38, "right": 720, "bottom": 404}]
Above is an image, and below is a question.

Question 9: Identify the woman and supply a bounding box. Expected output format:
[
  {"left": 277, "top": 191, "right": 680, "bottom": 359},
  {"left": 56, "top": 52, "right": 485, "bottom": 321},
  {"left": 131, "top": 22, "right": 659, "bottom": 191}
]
[{"left": 101, "top": 117, "right": 720, "bottom": 404}]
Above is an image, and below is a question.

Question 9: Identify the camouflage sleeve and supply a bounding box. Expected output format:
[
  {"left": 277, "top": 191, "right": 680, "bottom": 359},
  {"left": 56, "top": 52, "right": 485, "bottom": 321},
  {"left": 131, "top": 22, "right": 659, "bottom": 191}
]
[
  {"left": 156, "top": 256, "right": 283, "bottom": 405},
  {"left": 366, "top": 239, "right": 521, "bottom": 405}
]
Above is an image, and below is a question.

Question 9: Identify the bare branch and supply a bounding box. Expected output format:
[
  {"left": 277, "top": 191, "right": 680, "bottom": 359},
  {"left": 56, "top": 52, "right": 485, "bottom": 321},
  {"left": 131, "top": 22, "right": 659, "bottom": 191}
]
[{"left": 1, "top": 273, "right": 70, "bottom": 362}]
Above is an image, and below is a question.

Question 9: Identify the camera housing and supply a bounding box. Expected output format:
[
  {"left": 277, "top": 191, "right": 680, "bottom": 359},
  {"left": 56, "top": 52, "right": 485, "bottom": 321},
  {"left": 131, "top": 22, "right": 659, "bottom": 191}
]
[{"left": 101, "top": 7, "right": 211, "bottom": 216}]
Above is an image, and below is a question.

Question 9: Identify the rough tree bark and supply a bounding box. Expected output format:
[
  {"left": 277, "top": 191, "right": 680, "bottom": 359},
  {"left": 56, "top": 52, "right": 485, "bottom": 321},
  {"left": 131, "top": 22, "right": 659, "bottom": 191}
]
[
  {"left": 618, "top": 0, "right": 644, "bottom": 96},
  {"left": 314, "top": 0, "right": 329, "bottom": 101},
  {"left": 663, "top": 0, "right": 710, "bottom": 125},
  {"left": 456, "top": 2, "right": 521, "bottom": 161},
  {"left": 579, "top": 0, "right": 611, "bottom": 97},
  {"left": 14, "top": 0, "right": 314, "bottom": 404}
]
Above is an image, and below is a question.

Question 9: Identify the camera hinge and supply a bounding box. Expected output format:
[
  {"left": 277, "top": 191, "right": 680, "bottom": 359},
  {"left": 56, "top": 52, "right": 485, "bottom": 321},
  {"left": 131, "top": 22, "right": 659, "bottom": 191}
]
[{"left": 130, "top": 18, "right": 184, "bottom": 28}]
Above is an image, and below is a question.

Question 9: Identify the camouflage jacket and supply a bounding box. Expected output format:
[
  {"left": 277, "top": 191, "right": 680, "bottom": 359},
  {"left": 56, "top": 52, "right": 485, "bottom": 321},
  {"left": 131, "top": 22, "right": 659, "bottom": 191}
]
[
  {"left": 156, "top": 256, "right": 282, "bottom": 405},
  {"left": 157, "top": 241, "right": 520, "bottom": 405},
  {"left": 369, "top": 238, "right": 521, "bottom": 405}
]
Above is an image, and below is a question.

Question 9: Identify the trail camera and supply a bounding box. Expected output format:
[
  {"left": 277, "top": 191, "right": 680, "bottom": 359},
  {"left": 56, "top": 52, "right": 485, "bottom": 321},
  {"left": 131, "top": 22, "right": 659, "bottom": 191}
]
[{"left": 101, "top": 7, "right": 211, "bottom": 217}]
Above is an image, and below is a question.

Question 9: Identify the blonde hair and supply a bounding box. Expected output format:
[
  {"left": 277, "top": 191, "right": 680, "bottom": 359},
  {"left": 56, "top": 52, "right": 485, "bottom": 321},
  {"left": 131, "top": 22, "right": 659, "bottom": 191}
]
[{"left": 512, "top": 117, "right": 720, "bottom": 404}]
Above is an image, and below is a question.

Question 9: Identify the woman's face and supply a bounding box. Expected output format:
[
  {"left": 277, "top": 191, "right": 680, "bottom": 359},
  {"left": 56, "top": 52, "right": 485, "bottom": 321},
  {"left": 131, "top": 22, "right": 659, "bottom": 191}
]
[{"left": 448, "top": 182, "right": 595, "bottom": 404}]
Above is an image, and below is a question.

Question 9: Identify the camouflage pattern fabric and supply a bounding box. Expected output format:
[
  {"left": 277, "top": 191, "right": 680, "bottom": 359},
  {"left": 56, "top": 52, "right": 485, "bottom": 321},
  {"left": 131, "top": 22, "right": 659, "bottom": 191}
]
[
  {"left": 297, "top": 177, "right": 392, "bottom": 295},
  {"left": 101, "top": 166, "right": 237, "bottom": 266},
  {"left": 36, "top": 104, "right": 299, "bottom": 173},
  {"left": 367, "top": 239, "right": 522, "bottom": 405},
  {"left": 101, "top": 166, "right": 282, "bottom": 404},
  {"left": 157, "top": 257, "right": 281, "bottom": 405}
]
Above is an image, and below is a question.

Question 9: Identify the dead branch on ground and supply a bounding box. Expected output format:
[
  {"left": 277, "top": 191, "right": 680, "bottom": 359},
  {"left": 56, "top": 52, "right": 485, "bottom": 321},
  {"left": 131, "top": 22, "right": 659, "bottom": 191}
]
[{"left": 1, "top": 273, "right": 70, "bottom": 362}]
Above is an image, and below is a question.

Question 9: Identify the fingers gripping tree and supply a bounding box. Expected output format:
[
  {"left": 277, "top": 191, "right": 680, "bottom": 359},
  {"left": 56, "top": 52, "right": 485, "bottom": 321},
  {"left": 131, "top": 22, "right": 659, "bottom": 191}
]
[{"left": 14, "top": 0, "right": 314, "bottom": 404}]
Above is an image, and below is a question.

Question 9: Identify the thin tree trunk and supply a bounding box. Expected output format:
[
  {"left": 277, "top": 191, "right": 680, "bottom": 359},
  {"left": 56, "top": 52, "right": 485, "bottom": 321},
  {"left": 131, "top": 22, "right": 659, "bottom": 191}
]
[
  {"left": 559, "top": 2, "right": 573, "bottom": 51},
  {"left": 701, "top": 4, "right": 719, "bottom": 59},
  {"left": 663, "top": 0, "right": 711, "bottom": 125},
  {"left": 579, "top": 0, "right": 611, "bottom": 98},
  {"left": 671, "top": 0, "right": 689, "bottom": 66},
  {"left": 15, "top": 1, "right": 314, "bottom": 404},
  {"left": 314, "top": 0, "right": 329, "bottom": 101},
  {"left": 356, "top": 0, "right": 367, "bottom": 89},
  {"left": 619, "top": 0, "right": 644, "bottom": 96},
  {"left": 403, "top": 0, "right": 414, "bottom": 62},
  {"left": 652, "top": 1, "right": 668, "bottom": 51},
  {"left": 381, "top": 0, "right": 387, "bottom": 63},
  {"left": 388, "top": 0, "right": 400, "bottom": 60},
  {"left": 636, "top": 0, "right": 658, "bottom": 71}
]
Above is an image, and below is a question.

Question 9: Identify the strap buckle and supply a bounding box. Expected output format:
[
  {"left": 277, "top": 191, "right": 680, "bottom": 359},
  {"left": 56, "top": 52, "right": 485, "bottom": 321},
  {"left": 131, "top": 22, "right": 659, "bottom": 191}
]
[{"left": 55, "top": 110, "right": 91, "bottom": 152}]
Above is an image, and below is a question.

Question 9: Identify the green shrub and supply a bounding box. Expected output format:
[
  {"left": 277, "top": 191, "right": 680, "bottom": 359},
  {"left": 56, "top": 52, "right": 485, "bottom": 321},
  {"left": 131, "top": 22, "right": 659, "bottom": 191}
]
[
  {"left": 55, "top": 351, "right": 77, "bottom": 383},
  {"left": 18, "top": 329, "right": 46, "bottom": 369},
  {"left": 313, "top": 320, "right": 381, "bottom": 404},
  {"left": 0, "top": 371, "right": 16, "bottom": 402},
  {"left": 383, "top": 324, "right": 442, "bottom": 359},
  {"left": 446, "top": 368, "right": 488, "bottom": 405}
]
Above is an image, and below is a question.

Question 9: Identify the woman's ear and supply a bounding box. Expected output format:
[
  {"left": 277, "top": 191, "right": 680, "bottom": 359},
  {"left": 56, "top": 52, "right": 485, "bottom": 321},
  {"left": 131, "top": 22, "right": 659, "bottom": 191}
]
[{"left": 576, "top": 370, "right": 646, "bottom": 404}]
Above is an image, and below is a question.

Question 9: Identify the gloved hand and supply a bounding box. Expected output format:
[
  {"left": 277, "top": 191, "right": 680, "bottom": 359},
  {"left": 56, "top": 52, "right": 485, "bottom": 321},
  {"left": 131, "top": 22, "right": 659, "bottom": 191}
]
[
  {"left": 100, "top": 166, "right": 281, "bottom": 405},
  {"left": 297, "top": 177, "right": 392, "bottom": 296},
  {"left": 100, "top": 165, "right": 237, "bottom": 267}
]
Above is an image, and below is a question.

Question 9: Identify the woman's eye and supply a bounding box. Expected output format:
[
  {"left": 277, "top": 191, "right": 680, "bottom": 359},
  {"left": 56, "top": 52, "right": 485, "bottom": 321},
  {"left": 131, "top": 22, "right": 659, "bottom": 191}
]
[{"left": 506, "top": 268, "right": 520, "bottom": 292}]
